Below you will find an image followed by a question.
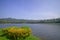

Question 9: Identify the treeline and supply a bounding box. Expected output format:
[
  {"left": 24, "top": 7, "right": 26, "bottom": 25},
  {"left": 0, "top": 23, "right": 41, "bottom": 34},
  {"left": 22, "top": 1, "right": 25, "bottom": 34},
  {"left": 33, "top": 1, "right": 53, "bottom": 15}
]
[
  {"left": 39, "top": 18, "right": 60, "bottom": 23},
  {"left": 0, "top": 18, "right": 60, "bottom": 23}
]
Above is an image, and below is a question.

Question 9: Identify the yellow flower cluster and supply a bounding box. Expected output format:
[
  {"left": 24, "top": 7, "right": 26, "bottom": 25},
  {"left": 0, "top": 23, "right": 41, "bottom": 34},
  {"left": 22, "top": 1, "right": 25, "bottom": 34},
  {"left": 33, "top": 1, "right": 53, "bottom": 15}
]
[{"left": 2, "top": 27, "right": 32, "bottom": 40}]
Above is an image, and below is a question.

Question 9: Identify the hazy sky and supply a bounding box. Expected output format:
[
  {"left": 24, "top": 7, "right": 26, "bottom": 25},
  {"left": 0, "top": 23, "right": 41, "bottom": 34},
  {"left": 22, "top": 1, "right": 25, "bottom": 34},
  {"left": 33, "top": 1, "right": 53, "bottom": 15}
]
[{"left": 0, "top": 0, "right": 60, "bottom": 20}]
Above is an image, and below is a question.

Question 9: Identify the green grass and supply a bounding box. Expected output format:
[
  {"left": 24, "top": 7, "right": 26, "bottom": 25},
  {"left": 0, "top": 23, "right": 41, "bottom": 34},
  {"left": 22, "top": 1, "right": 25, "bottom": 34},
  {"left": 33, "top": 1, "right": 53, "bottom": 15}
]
[
  {"left": 0, "top": 26, "right": 41, "bottom": 40},
  {"left": 0, "top": 35, "right": 41, "bottom": 40},
  {"left": 0, "top": 35, "right": 40, "bottom": 40},
  {"left": 25, "top": 35, "right": 40, "bottom": 40}
]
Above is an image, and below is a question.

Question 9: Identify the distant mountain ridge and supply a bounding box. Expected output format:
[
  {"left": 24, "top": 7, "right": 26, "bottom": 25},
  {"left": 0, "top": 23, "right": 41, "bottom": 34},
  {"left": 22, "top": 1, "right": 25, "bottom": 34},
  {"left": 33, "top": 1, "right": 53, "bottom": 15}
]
[{"left": 0, "top": 18, "right": 60, "bottom": 23}]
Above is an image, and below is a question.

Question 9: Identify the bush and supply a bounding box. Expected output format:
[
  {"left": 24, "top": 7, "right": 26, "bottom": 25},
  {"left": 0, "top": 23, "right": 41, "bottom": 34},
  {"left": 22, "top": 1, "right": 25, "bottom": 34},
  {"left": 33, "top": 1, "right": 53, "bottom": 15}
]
[
  {"left": 1, "top": 26, "right": 32, "bottom": 40},
  {"left": 0, "top": 26, "right": 40, "bottom": 40}
]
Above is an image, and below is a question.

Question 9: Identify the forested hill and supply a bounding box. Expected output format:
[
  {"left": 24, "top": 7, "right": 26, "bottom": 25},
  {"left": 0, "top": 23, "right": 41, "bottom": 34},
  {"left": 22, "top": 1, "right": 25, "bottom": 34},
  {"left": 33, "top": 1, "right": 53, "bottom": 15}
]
[{"left": 0, "top": 18, "right": 60, "bottom": 23}]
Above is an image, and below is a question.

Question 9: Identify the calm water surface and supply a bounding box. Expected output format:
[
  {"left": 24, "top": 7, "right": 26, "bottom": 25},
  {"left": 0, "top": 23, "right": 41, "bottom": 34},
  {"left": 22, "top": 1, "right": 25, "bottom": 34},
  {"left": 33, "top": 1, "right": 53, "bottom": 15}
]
[{"left": 0, "top": 23, "right": 60, "bottom": 40}]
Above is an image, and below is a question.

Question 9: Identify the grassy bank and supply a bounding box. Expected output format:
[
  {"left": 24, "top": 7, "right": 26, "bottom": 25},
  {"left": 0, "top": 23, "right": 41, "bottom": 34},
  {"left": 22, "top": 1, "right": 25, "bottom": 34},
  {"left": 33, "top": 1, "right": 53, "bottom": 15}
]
[{"left": 0, "top": 26, "right": 41, "bottom": 40}]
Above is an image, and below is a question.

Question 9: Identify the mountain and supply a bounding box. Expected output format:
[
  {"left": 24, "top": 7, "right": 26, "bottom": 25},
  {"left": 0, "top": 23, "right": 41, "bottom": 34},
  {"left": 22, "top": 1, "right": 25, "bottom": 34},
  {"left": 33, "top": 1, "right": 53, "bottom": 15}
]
[{"left": 0, "top": 18, "right": 60, "bottom": 23}]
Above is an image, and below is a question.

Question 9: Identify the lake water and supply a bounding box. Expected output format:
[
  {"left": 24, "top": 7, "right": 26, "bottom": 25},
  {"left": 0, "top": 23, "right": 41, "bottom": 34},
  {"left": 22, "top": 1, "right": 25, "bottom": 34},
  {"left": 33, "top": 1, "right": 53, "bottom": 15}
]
[{"left": 0, "top": 23, "right": 60, "bottom": 40}]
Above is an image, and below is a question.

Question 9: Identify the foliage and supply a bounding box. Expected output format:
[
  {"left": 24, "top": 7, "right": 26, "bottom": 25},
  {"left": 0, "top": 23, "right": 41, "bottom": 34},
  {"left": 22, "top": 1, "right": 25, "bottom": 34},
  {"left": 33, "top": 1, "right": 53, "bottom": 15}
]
[
  {"left": 0, "top": 26, "right": 40, "bottom": 40},
  {"left": 0, "top": 18, "right": 60, "bottom": 23}
]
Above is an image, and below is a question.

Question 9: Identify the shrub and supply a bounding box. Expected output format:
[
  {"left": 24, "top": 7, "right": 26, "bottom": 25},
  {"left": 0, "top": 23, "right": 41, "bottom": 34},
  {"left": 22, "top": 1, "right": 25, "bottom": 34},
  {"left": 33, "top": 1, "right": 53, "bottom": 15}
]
[{"left": 2, "top": 26, "right": 32, "bottom": 40}]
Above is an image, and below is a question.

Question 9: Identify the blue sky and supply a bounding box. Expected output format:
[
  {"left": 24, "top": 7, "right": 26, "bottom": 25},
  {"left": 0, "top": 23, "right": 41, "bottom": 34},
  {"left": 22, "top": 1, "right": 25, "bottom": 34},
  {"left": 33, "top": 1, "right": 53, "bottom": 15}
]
[{"left": 0, "top": 0, "right": 60, "bottom": 20}]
